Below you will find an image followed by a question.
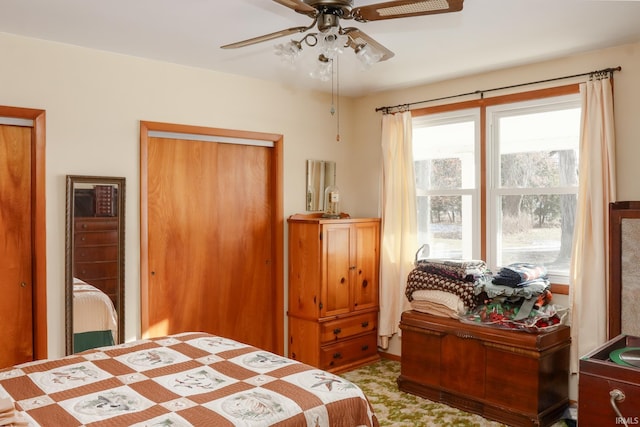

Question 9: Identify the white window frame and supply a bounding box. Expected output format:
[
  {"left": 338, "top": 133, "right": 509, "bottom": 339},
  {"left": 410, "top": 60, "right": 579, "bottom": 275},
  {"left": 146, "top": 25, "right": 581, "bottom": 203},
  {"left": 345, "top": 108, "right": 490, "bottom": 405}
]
[
  {"left": 412, "top": 108, "right": 482, "bottom": 260},
  {"left": 412, "top": 90, "right": 581, "bottom": 287},
  {"left": 485, "top": 94, "right": 580, "bottom": 284}
]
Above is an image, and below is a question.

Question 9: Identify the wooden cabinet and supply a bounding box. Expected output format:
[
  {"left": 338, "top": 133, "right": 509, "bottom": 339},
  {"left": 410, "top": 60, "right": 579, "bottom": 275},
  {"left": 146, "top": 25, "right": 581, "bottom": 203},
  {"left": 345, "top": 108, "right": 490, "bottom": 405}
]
[
  {"left": 398, "top": 310, "right": 571, "bottom": 427},
  {"left": 578, "top": 334, "right": 640, "bottom": 426},
  {"left": 73, "top": 217, "right": 119, "bottom": 305},
  {"left": 287, "top": 214, "right": 380, "bottom": 373}
]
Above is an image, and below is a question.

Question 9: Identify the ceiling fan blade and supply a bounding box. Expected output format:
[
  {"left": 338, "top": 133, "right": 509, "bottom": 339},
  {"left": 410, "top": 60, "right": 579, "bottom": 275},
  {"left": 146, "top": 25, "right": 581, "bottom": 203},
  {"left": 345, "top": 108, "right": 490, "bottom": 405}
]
[
  {"left": 221, "top": 26, "right": 310, "bottom": 49},
  {"left": 352, "top": 0, "right": 463, "bottom": 22},
  {"left": 343, "top": 28, "right": 395, "bottom": 62},
  {"left": 272, "top": 0, "right": 317, "bottom": 16}
]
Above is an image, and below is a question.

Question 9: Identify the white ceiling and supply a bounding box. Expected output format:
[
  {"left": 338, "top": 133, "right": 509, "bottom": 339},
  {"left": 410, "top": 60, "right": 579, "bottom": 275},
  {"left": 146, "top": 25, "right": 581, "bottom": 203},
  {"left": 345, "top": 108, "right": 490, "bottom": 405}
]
[{"left": 2, "top": 0, "right": 640, "bottom": 96}]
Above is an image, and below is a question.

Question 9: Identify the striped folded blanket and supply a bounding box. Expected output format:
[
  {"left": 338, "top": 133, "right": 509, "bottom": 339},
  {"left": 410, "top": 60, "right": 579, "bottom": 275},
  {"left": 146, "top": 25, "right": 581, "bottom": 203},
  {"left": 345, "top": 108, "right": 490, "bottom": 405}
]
[
  {"left": 414, "top": 259, "right": 489, "bottom": 282},
  {"left": 405, "top": 269, "right": 481, "bottom": 309}
]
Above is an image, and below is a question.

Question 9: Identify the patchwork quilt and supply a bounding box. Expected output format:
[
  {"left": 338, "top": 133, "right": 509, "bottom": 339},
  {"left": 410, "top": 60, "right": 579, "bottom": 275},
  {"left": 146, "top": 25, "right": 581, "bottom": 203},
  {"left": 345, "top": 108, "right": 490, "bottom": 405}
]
[{"left": 0, "top": 332, "right": 378, "bottom": 427}]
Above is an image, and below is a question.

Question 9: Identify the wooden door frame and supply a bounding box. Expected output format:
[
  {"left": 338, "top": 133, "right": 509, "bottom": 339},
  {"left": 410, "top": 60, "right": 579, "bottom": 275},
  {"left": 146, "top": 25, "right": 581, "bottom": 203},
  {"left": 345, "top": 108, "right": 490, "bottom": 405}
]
[
  {"left": 139, "top": 121, "right": 284, "bottom": 353},
  {"left": 0, "top": 105, "right": 47, "bottom": 360}
]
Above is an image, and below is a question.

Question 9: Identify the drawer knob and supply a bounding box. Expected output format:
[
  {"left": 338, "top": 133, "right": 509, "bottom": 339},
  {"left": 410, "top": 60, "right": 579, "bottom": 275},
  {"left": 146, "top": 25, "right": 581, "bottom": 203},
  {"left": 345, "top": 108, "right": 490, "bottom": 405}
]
[
  {"left": 333, "top": 352, "right": 342, "bottom": 359},
  {"left": 361, "top": 345, "right": 369, "bottom": 351},
  {"left": 362, "top": 280, "right": 368, "bottom": 288},
  {"left": 340, "top": 277, "right": 345, "bottom": 284},
  {"left": 333, "top": 328, "right": 341, "bottom": 335},
  {"left": 361, "top": 321, "right": 369, "bottom": 328}
]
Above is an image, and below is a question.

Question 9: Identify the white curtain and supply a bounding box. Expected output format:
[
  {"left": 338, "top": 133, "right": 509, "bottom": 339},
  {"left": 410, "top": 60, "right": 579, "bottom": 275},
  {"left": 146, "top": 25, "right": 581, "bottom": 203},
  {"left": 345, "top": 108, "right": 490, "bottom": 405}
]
[
  {"left": 569, "top": 77, "right": 616, "bottom": 373},
  {"left": 378, "top": 111, "right": 418, "bottom": 346}
]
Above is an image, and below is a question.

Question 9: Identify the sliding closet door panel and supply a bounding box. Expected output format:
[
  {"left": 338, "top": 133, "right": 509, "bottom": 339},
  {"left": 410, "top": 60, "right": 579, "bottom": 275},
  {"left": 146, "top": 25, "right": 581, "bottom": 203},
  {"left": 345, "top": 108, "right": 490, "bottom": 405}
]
[
  {"left": 0, "top": 125, "right": 33, "bottom": 368},
  {"left": 147, "top": 136, "right": 276, "bottom": 351}
]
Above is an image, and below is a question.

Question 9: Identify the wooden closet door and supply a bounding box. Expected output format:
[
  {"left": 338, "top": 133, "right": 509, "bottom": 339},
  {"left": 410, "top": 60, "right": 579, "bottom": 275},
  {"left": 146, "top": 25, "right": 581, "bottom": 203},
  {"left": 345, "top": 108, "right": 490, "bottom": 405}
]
[
  {"left": 0, "top": 125, "right": 33, "bottom": 368},
  {"left": 145, "top": 134, "right": 279, "bottom": 352}
]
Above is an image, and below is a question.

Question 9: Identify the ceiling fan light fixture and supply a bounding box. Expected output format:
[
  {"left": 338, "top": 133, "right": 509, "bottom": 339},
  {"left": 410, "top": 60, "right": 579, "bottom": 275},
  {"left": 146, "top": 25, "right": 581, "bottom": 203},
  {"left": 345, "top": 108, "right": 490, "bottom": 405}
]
[
  {"left": 309, "top": 54, "right": 333, "bottom": 81},
  {"left": 223, "top": 0, "right": 465, "bottom": 71},
  {"left": 318, "top": 26, "right": 348, "bottom": 59},
  {"left": 274, "top": 40, "right": 303, "bottom": 63},
  {"left": 355, "top": 43, "right": 383, "bottom": 69}
]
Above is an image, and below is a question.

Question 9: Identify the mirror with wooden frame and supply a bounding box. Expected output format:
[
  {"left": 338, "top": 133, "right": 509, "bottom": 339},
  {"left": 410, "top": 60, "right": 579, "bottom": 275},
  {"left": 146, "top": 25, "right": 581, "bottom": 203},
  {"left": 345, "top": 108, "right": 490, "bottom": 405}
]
[{"left": 65, "top": 175, "right": 125, "bottom": 354}]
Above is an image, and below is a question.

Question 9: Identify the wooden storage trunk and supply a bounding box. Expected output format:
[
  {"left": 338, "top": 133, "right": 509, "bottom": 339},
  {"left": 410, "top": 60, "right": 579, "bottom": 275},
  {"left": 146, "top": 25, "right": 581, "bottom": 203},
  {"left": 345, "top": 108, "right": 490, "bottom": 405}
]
[
  {"left": 398, "top": 310, "right": 570, "bottom": 426},
  {"left": 578, "top": 334, "right": 640, "bottom": 426}
]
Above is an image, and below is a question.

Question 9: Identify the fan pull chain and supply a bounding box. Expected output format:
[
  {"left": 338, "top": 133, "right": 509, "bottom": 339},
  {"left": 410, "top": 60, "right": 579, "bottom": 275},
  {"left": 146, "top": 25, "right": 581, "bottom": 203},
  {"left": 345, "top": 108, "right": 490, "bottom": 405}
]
[
  {"left": 330, "top": 55, "right": 340, "bottom": 142},
  {"left": 336, "top": 55, "right": 340, "bottom": 142},
  {"left": 330, "top": 58, "right": 336, "bottom": 117}
]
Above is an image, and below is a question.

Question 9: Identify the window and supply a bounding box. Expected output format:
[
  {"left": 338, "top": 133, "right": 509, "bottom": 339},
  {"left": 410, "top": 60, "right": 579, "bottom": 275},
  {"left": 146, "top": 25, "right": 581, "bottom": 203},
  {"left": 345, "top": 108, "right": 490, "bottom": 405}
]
[
  {"left": 412, "top": 90, "right": 581, "bottom": 285},
  {"left": 413, "top": 109, "right": 480, "bottom": 260}
]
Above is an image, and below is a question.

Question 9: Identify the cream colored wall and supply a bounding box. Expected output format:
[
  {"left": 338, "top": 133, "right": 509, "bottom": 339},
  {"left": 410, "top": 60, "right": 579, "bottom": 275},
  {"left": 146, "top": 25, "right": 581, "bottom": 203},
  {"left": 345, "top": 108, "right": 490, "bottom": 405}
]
[{"left": 0, "top": 32, "right": 364, "bottom": 359}]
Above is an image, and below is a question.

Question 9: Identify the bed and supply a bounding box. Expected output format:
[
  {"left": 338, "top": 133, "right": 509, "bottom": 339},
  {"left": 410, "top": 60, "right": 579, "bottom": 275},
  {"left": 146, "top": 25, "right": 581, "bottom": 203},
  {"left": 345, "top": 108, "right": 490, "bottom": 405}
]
[
  {"left": 0, "top": 332, "right": 378, "bottom": 426},
  {"left": 72, "top": 278, "right": 118, "bottom": 353}
]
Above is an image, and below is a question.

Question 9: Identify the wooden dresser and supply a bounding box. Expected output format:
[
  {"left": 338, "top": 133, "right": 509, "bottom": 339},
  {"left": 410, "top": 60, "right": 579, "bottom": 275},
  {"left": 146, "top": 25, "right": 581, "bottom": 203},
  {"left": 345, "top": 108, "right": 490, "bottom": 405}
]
[
  {"left": 398, "top": 310, "right": 571, "bottom": 427},
  {"left": 287, "top": 214, "right": 380, "bottom": 373},
  {"left": 73, "top": 216, "right": 119, "bottom": 306}
]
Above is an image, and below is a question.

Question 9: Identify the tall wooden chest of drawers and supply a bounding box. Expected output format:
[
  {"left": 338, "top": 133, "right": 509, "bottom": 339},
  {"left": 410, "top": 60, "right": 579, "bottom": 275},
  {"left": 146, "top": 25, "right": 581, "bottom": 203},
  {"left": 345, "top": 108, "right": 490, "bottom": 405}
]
[
  {"left": 73, "top": 217, "right": 119, "bottom": 305},
  {"left": 398, "top": 310, "right": 571, "bottom": 426},
  {"left": 287, "top": 214, "right": 380, "bottom": 373}
]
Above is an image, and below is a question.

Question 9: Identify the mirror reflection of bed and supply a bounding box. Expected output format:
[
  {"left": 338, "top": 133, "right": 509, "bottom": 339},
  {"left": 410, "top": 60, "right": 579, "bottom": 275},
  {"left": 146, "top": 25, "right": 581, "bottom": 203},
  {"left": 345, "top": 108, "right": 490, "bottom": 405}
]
[
  {"left": 72, "top": 277, "right": 117, "bottom": 352},
  {"left": 65, "top": 176, "right": 125, "bottom": 355}
]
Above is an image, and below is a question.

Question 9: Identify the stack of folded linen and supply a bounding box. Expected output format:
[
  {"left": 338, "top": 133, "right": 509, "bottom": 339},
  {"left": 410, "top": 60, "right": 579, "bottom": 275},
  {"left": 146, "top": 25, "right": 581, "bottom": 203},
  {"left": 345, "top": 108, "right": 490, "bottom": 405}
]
[
  {"left": 463, "top": 262, "right": 565, "bottom": 332},
  {"left": 491, "top": 262, "right": 549, "bottom": 288},
  {"left": 405, "top": 259, "right": 491, "bottom": 319}
]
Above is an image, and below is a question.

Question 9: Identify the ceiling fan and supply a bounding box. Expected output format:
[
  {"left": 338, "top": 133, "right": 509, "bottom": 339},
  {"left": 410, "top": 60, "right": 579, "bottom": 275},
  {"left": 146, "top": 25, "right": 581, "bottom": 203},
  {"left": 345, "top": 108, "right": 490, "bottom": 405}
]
[{"left": 221, "top": 0, "right": 464, "bottom": 63}]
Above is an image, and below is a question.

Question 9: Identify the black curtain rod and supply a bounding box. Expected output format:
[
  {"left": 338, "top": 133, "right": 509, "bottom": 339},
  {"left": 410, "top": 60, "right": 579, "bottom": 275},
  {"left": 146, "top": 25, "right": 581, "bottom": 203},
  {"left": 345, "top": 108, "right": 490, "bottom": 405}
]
[{"left": 375, "top": 65, "right": 622, "bottom": 114}]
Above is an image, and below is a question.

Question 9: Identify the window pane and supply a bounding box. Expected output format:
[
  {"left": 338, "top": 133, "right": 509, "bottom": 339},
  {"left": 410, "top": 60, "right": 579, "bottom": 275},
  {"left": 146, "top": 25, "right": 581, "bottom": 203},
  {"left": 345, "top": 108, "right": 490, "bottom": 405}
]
[
  {"left": 414, "top": 120, "right": 476, "bottom": 190},
  {"left": 417, "top": 195, "right": 474, "bottom": 260},
  {"left": 498, "top": 108, "right": 580, "bottom": 189},
  {"left": 497, "top": 193, "right": 576, "bottom": 276}
]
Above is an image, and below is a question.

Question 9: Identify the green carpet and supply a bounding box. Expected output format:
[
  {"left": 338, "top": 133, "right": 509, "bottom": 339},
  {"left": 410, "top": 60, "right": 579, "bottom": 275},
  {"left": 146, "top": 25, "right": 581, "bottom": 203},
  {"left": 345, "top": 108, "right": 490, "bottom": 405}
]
[{"left": 341, "top": 358, "right": 569, "bottom": 427}]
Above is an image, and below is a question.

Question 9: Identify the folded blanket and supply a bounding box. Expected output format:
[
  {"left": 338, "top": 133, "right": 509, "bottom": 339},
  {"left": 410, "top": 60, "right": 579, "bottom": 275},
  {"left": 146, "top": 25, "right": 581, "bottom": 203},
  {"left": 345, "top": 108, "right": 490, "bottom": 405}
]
[
  {"left": 414, "top": 259, "right": 489, "bottom": 282},
  {"left": 481, "top": 278, "right": 550, "bottom": 299},
  {"left": 410, "top": 289, "right": 467, "bottom": 318},
  {"left": 411, "top": 300, "right": 461, "bottom": 318},
  {"left": 405, "top": 269, "right": 481, "bottom": 309},
  {"left": 0, "top": 397, "right": 28, "bottom": 427},
  {"left": 493, "top": 263, "right": 547, "bottom": 287}
]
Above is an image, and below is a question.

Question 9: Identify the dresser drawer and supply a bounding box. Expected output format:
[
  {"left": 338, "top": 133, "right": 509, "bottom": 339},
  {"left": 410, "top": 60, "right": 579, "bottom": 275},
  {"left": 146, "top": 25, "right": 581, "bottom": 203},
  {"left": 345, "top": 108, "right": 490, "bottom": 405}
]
[
  {"left": 75, "top": 245, "right": 118, "bottom": 261},
  {"left": 75, "top": 218, "right": 118, "bottom": 231},
  {"left": 320, "top": 312, "right": 377, "bottom": 343},
  {"left": 320, "top": 332, "right": 378, "bottom": 371},
  {"left": 578, "top": 373, "right": 640, "bottom": 426},
  {"left": 75, "top": 230, "right": 118, "bottom": 246},
  {"left": 74, "top": 261, "right": 118, "bottom": 279}
]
